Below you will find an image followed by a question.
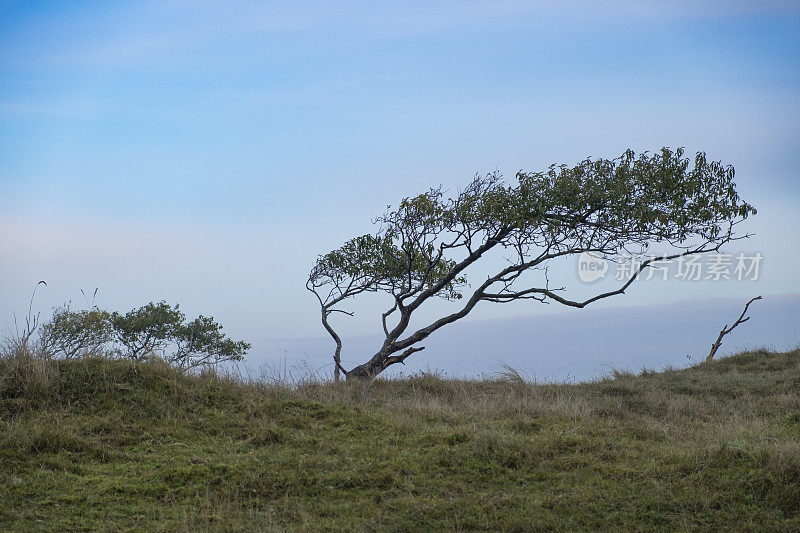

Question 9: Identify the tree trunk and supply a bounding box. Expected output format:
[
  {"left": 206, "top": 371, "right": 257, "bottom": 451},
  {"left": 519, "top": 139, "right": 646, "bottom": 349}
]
[
  {"left": 346, "top": 349, "right": 389, "bottom": 380},
  {"left": 347, "top": 345, "right": 426, "bottom": 380}
]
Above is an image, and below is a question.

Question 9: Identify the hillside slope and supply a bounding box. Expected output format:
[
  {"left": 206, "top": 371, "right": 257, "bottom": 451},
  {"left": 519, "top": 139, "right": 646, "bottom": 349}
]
[{"left": 1, "top": 349, "right": 799, "bottom": 531}]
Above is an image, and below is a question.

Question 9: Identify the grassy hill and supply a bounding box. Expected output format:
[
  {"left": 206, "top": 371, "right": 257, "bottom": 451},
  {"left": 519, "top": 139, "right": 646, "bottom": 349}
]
[{"left": 1, "top": 348, "right": 798, "bottom": 531}]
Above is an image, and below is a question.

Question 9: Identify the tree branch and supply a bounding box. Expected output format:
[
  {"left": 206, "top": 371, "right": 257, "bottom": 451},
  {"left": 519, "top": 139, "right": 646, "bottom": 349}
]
[
  {"left": 706, "top": 296, "right": 762, "bottom": 361},
  {"left": 382, "top": 346, "right": 425, "bottom": 371}
]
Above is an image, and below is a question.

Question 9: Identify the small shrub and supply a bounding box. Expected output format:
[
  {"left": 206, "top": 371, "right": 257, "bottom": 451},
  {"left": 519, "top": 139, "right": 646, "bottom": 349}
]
[
  {"left": 33, "top": 300, "right": 250, "bottom": 372},
  {"left": 110, "top": 301, "right": 183, "bottom": 360},
  {"left": 171, "top": 315, "right": 250, "bottom": 370},
  {"left": 38, "top": 304, "right": 111, "bottom": 359}
]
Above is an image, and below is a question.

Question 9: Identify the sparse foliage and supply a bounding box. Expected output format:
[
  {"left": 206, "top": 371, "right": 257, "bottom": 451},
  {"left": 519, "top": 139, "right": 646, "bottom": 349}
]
[
  {"left": 172, "top": 315, "right": 251, "bottom": 370},
  {"left": 111, "top": 302, "right": 184, "bottom": 360},
  {"left": 38, "top": 304, "right": 112, "bottom": 359},
  {"left": 309, "top": 148, "right": 756, "bottom": 380}
]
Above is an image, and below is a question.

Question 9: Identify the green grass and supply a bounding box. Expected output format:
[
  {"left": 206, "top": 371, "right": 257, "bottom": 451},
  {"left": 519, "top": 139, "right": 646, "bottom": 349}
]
[{"left": 1, "top": 348, "right": 799, "bottom": 531}]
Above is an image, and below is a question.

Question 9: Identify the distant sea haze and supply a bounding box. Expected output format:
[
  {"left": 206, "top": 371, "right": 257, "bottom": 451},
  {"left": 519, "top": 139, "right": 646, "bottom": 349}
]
[{"left": 240, "top": 294, "right": 800, "bottom": 383}]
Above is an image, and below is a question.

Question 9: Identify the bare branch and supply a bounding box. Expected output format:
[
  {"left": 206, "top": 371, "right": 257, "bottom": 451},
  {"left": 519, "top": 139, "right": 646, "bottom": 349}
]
[
  {"left": 707, "top": 296, "right": 762, "bottom": 361},
  {"left": 382, "top": 346, "right": 425, "bottom": 371}
]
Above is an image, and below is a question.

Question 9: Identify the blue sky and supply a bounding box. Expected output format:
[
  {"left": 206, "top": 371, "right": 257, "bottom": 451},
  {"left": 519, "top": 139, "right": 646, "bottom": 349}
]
[{"left": 2, "top": 1, "right": 799, "bottom": 351}]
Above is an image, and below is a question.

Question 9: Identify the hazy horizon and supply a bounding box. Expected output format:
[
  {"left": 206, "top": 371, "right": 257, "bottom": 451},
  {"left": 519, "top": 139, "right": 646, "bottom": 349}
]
[{"left": 238, "top": 292, "right": 800, "bottom": 382}]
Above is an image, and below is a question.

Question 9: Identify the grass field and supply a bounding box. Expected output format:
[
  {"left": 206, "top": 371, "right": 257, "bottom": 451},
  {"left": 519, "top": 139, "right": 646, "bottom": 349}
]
[{"left": 1, "top": 347, "right": 798, "bottom": 531}]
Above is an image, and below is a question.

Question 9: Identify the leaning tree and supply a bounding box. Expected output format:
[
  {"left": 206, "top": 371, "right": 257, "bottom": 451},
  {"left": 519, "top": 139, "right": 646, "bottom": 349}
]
[{"left": 307, "top": 148, "right": 755, "bottom": 380}]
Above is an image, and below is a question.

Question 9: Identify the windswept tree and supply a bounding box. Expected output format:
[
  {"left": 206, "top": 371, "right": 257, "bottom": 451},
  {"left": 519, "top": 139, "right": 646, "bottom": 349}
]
[{"left": 308, "top": 148, "right": 755, "bottom": 380}]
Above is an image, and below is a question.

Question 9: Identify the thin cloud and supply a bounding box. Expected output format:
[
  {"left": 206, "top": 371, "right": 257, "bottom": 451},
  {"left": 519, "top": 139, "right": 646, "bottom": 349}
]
[{"left": 6, "top": 0, "right": 799, "bottom": 69}]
